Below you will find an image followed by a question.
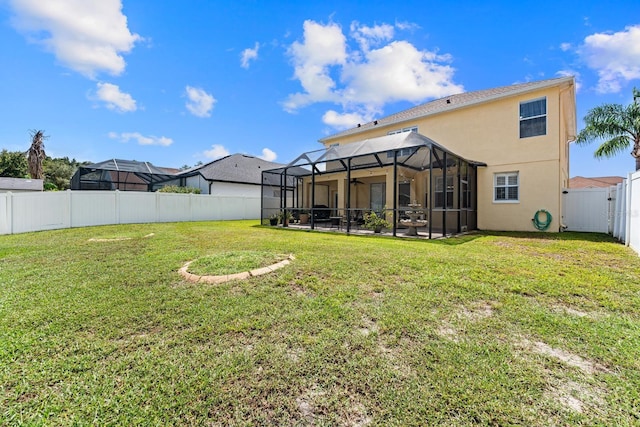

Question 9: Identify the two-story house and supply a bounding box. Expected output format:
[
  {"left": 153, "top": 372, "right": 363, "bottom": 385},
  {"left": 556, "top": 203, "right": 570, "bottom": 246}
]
[{"left": 263, "top": 76, "right": 576, "bottom": 236}]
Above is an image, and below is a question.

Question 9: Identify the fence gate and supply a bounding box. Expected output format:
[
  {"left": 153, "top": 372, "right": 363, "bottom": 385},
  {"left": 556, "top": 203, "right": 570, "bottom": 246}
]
[{"left": 562, "top": 187, "right": 612, "bottom": 233}]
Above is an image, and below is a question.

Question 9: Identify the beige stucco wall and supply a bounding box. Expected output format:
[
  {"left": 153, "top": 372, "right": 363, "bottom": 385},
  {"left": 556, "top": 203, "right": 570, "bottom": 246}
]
[{"left": 320, "top": 80, "right": 576, "bottom": 232}]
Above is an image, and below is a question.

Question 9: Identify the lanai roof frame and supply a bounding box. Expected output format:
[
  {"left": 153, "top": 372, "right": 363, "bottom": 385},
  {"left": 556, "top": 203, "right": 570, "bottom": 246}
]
[{"left": 262, "top": 132, "right": 485, "bottom": 238}]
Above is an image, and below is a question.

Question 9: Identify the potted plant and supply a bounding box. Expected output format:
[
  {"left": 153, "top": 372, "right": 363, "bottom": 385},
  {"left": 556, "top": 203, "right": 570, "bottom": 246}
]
[
  {"left": 363, "top": 211, "right": 391, "bottom": 233},
  {"left": 280, "top": 210, "right": 294, "bottom": 226},
  {"left": 269, "top": 213, "right": 279, "bottom": 226},
  {"left": 298, "top": 209, "right": 310, "bottom": 224}
]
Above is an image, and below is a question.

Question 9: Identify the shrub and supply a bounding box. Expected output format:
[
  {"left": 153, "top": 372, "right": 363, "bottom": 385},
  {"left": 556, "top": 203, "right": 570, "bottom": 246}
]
[{"left": 157, "top": 185, "right": 201, "bottom": 194}]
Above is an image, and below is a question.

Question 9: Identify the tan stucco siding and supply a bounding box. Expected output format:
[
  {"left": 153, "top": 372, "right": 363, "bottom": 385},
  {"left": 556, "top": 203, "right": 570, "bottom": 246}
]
[
  {"left": 477, "top": 160, "right": 560, "bottom": 232},
  {"left": 319, "top": 81, "right": 574, "bottom": 232}
]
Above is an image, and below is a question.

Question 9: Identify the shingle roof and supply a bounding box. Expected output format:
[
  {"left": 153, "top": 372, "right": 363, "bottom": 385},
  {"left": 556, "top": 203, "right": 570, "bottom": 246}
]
[
  {"left": 569, "top": 176, "right": 625, "bottom": 188},
  {"left": 84, "top": 159, "right": 173, "bottom": 175},
  {"left": 320, "top": 76, "right": 575, "bottom": 142},
  {"left": 0, "top": 177, "right": 43, "bottom": 191},
  {"left": 180, "top": 153, "right": 285, "bottom": 185}
]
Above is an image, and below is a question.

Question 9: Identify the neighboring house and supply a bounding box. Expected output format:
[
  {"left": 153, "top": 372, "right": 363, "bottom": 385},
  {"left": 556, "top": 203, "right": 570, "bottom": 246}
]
[
  {"left": 166, "top": 154, "right": 285, "bottom": 196},
  {"left": 70, "top": 159, "right": 176, "bottom": 191},
  {"left": 0, "top": 177, "right": 43, "bottom": 192},
  {"left": 569, "top": 176, "right": 624, "bottom": 189},
  {"left": 265, "top": 76, "right": 576, "bottom": 234}
]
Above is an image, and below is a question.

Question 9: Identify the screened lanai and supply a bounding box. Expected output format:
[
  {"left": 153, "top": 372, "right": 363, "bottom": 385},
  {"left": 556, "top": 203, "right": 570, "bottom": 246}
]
[
  {"left": 70, "top": 159, "right": 176, "bottom": 191},
  {"left": 261, "top": 132, "right": 484, "bottom": 238}
]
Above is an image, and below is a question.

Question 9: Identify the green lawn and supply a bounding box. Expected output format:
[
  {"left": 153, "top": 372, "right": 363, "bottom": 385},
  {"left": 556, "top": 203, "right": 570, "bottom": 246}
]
[{"left": 1, "top": 221, "right": 639, "bottom": 426}]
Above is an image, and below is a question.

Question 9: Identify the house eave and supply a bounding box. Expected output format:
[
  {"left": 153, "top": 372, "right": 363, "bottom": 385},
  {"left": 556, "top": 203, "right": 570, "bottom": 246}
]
[{"left": 319, "top": 76, "right": 575, "bottom": 143}]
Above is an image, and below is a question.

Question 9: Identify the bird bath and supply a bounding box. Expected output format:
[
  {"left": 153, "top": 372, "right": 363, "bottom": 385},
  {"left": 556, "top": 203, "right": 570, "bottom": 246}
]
[{"left": 400, "top": 203, "right": 428, "bottom": 236}]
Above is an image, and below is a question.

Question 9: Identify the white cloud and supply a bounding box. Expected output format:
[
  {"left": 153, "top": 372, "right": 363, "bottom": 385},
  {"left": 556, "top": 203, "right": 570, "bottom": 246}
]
[
  {"left": 185, "top": 86, "right": 216, "bottom": 117},
  {"left": 9, "top": 0, "right": 141, "bottom": 78},
  {"left": 203, "top": 144, "right": 230, "bottom": 160},
  {"left": 257, "top": 148, "right": 277, "bottom": 162},
  {"left": 350, "top": 21, "right": 394, "bottom": 51},
  {"left": 395, "top": 21, "right": 420, "bottom": 32},
  {"left": 580, "top": 25, "right": 640, "bottom": 93},
  {"left": 284, "top": 20, "right": 463, "bottom": 128},
  {"left": 559, "top": 42, "right": 572, "bottom": 51},
  {"left": 94, "top": 82, "right": 136, "bottom": 112},
  {"left": 283, "top": 20, "right": 347, "bottom": 111},
  {"left": 109, "top": 132, "right": 173, "bottom": 146},
  {"left": 240, "top": 42, "right": 260, "bottom": 69},
  {"left": 322, "top": 110, "right": 373, "bottom": 130},
  {"left": 342, "top": 41, "right": 463, "bottom": 106}
]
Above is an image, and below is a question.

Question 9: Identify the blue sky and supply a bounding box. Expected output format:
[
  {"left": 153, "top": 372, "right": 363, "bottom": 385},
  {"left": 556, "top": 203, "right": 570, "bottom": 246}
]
[{"left": 1, "top": 0, "right": 639, "bottom": 177}]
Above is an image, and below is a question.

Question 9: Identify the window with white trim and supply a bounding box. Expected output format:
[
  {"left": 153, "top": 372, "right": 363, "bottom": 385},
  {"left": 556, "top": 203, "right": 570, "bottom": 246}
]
[
  {"left": 387, "top": 126, "right": 418, "bottom": 135},
  {"left": 519, "top": 98, "right": 546, "bottom": 138},
  {"left": 494, "top": 172, "right": 519, "bottom": 202}
]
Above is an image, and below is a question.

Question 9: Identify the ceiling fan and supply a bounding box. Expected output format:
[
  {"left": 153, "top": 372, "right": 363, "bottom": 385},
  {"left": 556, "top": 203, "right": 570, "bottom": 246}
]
[{"left": 350, "top": 178, "right": 365, "bottom": 185}]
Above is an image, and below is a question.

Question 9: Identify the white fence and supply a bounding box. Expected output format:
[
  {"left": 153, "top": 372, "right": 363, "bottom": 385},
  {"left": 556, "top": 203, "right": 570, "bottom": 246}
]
[
  {"left": 625, "top": 171, "right": 640, "bottom": 254},
  {"left": 562, "top": 187, "right": 612, "bottom": 233},
  {"left": 562, "top": 169, "right": 640, "bottom": 256},
  {"left": 0, "top": 190, "right": 261, "bottom": 235}
]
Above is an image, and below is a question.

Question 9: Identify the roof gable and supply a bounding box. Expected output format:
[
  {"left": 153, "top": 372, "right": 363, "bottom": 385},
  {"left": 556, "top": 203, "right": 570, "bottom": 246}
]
[{"left": 181, "top": 154, "right": 285, "bottom": 185}]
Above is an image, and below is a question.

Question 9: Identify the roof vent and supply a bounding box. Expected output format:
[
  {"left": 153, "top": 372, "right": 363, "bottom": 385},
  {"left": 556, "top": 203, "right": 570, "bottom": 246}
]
[
  {"left": 373, "top": 120, "right": 378, "bottom": 125},
  {"left": 357, "top": 123, "right": 361, "bottom": 127},
  {"left": 446, "top": 99, "right": 451, "bottom": 104}
]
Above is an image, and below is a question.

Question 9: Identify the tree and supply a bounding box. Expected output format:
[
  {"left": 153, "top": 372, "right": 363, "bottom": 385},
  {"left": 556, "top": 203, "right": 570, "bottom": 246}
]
[
  {"left": 0, "top": 149, "right": 28, "bottom": 178},
  {"left": 576, "top": 88, "right": 640, "bottom": 171},
  {"left": 27, "top": 130, "right": 48, "bottom": 179}
]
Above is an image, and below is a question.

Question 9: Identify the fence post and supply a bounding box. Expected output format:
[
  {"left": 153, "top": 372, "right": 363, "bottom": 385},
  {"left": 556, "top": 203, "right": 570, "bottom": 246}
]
[
  {"left": 115, "top": 190, "right": 120, "bottom": 224},
  {"left": 626, "top": 173, "right": 632, "bottom": 247},
  {"left": 7, "top": 191, "right": 13, "bottom": 235},
  {"left": 67, "top": 189, "right": 72, "bottom": 229}
]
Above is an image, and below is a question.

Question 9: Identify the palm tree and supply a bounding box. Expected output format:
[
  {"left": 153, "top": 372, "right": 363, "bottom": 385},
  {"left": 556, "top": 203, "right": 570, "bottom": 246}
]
[
  {"left": 576, "top": 88, "right": 640, "bottom": 171},
  {"left": 27, "top": 130, "right": 47, "bottom": 179}
]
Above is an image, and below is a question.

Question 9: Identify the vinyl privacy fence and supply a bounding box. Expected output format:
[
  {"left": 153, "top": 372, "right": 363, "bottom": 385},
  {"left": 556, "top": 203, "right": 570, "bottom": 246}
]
[
  {"left": 0, "top": 190, "right": 261, "bottom": 235},
  {"left": 562, "top": 169, "right": 640, "bottom": 256}
]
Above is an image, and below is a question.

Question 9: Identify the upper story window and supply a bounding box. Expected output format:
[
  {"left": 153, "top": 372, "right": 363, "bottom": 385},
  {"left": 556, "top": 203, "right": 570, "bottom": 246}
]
[
  {"left": 386, "top": 147, "right": 417, "bottom": 158},
  {"left": 494, "top": 172, "right": 519, "bottom": 203},
  {"left": 388, "top": 126, "right": 418, "bottom": 135},
  {"left": 519, "top": 98, "right": 546, "bottom": 138}
]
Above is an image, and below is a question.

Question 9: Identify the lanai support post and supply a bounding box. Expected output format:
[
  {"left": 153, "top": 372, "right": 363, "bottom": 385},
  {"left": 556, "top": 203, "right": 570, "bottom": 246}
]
[
  {"left": 393, "top": 151, "right": 398, "bottom": 237},
  {"left": 311, "top": 166, "right": 316, "bottom": 230},
  {"left": 442, "top": 152, "right": 447, "bottom": 237},
  {"left": 346, "top": 158, "right": 352, "bottom": 233},
  {"left": 428, "top": 149, "right": 433, "bottom": 240},
  {"left": 283, "top": 168, "right": 288, "bottom": 227}
]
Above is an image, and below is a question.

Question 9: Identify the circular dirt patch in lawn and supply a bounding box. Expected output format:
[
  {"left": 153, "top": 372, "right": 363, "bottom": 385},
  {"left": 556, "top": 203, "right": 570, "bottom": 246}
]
[{"left": 179, "top": 251, "right": 294, "bottom": 284}]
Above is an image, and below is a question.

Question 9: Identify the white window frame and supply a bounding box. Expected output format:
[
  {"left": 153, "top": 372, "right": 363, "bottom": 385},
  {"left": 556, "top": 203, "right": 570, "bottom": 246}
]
[
  {"left": 387, "top": 126, "right": 418, "bottom": 135},
  {"left": 494, "top": 172, "right": 519, "bottom": 203},
  {"left": 519, "top": 97, "right": 546, "bottom": 138}
]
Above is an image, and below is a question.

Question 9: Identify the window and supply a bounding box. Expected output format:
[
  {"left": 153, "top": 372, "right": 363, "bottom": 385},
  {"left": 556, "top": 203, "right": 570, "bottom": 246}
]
[
  {"left": 520, "top": 98, "right": 546, "bottom": 138},
  {"left": 398, "top": 182, "right": 411, "bottom": 207},
  {"left": 387, "top": 126, "right": 418, "bottom": 135},
  {"left": 494, "top": 172, "right": 518, "bottom": 202},
  {"left": 386, "top": 147, "right": 416, "bottom": 158},
  {"left": 435, "top": 176, "right": 454, "bottom": 208},
  {"left": 370, "top": 183, "right": 386, "bottom": 212}
]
